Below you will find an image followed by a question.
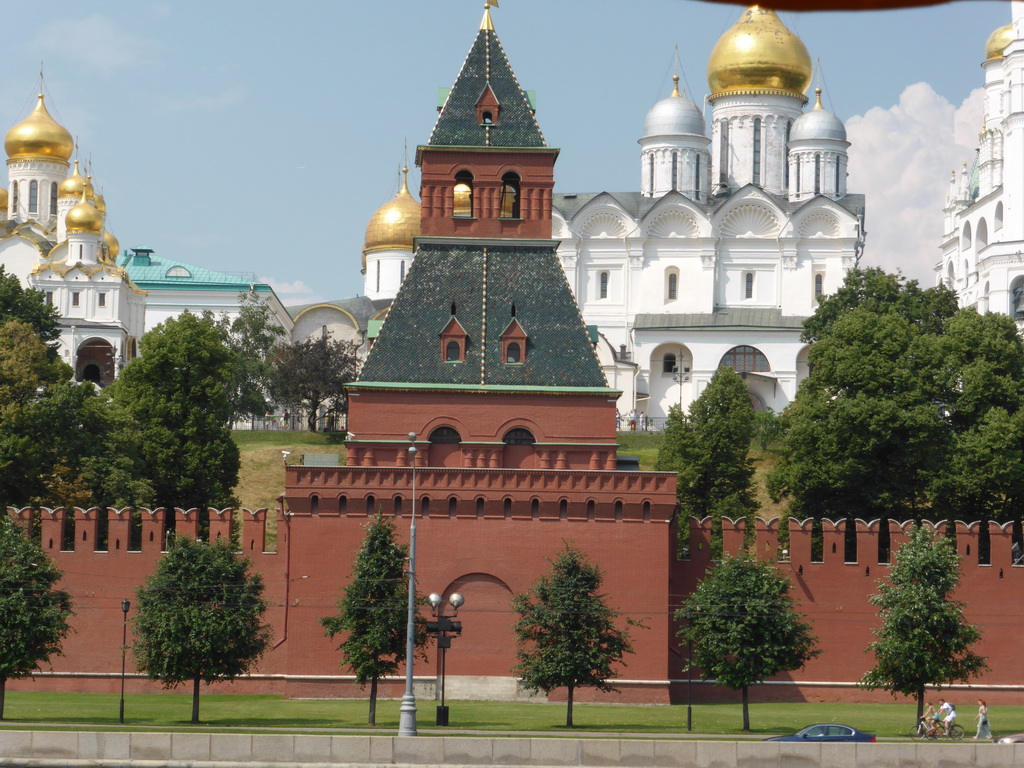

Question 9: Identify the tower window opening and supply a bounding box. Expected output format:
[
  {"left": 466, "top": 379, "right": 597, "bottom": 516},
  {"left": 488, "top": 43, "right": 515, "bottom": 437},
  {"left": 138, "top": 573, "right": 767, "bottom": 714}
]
[
  {"left": 12, "top": 181, "right": 18, "bottom": 210},
  {"left": 744, "top": 272, "right": 754, "bottom": 300},
  {"left": 375, "top": 261, "right": 380, "bottom": 293},
  {"left": 429, "top": 426, "right": 461, "bottom": 444},
  {"left": 481, "top": 111, "right": 493, "bottom": 124},
  {"left": 671, "top": 152, "right": 678, "bottom": 192},
  {"left": 500, "top": 172, "right": 520, "bottom": 218},
  {"left": 719, "top": 120, "right": 730, "bottom": 183},
  {"left": 98, "top": 292, "right": 106, "bottom": 307},
  {"left": 814, "top": 274, "right": 823, "bottom": 299},
  {"left": 50, "top": 183, "right": 58, "bottom": 214},
  {"left": 453, "top": 171, "right": 474, "bottom": 218},
  {"left": 662, "top": 352, "right": 677, "bottom": 374},
  {"left": 814, "top": 154, "right": 821, "bottom": 195},
  {"left": 784, "top": 120, "right": 791, "bottom": 189},
  {"left": 752, "top": 118, "right": 762, "bottom": 186},
  {"left": 400, "top": 260, "right": 406, "bottom": 281},
  {"left": 667, "top": 270, "right": 678, "bottom": 301},
  {"left": 72, "top": 291, "right": 80, "bottom": 307},
  {"left": 599, "top": 271, "right": 609, "bottom": 299},
  {"left": 648, "top": 154, "right": 655, "bottom": 195},
  {"left": 29, "top": 180, "right": 37, "bottom": 214},
  {"left": 834, "top": 157, "right": 841, "bottom": 195},
  {"left": 695, "top": 154, "right": 701, "bottom": 197}
]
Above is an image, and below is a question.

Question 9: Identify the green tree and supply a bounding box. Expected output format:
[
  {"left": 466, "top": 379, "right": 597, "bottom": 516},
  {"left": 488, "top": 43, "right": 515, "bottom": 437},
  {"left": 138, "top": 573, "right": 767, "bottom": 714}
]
[
  {"left": 0, "top": 515, "right": 73, "bottom": 719},
  {"left": 753, "top": 408, "right": 784, "bottom": 452},
  {"left": 678, "top": 555, "right": 818, "bottom": 732},
  {"left": 320, "top": 514, "right": 428, "bottom": 725},
  {"left": 0, "top": 265, "right": 61, "bottom": 348},
  {"left": 801, "top": 267, "right": 958, "bottom": 343},
  {"left": 861, "top": 524, "right": 987, "bottom": 718},
  {"left": 656, "top": 367, "right": 757, "bottom": 521},
  {"left": 512, "top": 543, "right": 638, "bottom": 727},
  {"left": 109, "top": 312, "right": 240, "bottom": 512},
  {"left": 268, "top": 335, "right": 360, "bottom": 432},
  {"left": 132, "top": 536, "right": 271, "bottom": 723},
  {"left": 216, "top": 292, "right": 285, "bottom": 426}
]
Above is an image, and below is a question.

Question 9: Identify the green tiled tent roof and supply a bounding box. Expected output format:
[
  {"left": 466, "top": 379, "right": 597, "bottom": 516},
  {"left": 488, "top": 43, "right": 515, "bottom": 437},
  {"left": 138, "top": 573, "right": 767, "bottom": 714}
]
[
  {"left": 428, "top": 25, "right": 546, "bottom": 148},
  {"left": 358, "top": 242, "right": 607, "bottom": 389}
]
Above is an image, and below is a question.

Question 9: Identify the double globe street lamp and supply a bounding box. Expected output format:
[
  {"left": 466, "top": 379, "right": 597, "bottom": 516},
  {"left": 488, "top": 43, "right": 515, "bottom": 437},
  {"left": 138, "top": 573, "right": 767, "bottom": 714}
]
[{"left": 427, "top": 592, "right": 464, "bottom": 726}]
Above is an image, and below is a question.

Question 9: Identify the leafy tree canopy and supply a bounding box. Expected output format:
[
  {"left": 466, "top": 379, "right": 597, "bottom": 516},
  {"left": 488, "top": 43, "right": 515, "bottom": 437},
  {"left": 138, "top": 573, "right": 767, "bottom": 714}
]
[
  {"left": 861, "top": 524, "right": 987, "bottom": 718},
  {"left": 268, "top": 335, "right": 360, "bottom": 432},
  {"left": 214, "top": 292, "right": 285, "bottom": 424},
  {"left": 0, "top": 265, "right": 61, "bottom": 348},
  {"left": 109, "top": 312, "right": 240, "bottom": 511},
  {"left": 656, "top": 367, "right": 757, "bottom": 522},
  {"left": 679, "top": 555, "right": 818, "bottom": 731},
  {"left": 512, "top": 543, "right": 638, "bottom": 727},
  {"left": 132, "top": 536, "right": 271, "bottom": 723},
  {"left": 0, "top": 515, "right": 73, "bottom": 719},
  {"left": 321, "top": 513, "right": 428, "bottom": 725}
]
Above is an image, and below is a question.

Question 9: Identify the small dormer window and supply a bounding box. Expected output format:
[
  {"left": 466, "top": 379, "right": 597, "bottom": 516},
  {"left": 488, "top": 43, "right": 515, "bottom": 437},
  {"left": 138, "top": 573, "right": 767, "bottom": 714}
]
[
  {"left": 167, "top": 266, "right": 191, "bottom": 278},
  {"left": 475, "top": 84, "right": 500, "bottom": 125},
  {"left": 482, "top": 111, "right": 493, "bottom": 124},
  {"left": 440, "top": 315, "right": 469, "bottom": 363},
  {"left": 501, "top": 317, "right": 528, "bottom": 365}
]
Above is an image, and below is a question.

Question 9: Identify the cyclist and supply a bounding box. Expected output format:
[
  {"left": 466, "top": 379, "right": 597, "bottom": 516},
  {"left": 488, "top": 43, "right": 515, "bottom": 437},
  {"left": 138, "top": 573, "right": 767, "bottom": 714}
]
[
  {"left": 937, "top": 699, "right": 956, "bottom": 735},
  {"left": 918, "top": 702, "right": 940, "bottom": 737}
]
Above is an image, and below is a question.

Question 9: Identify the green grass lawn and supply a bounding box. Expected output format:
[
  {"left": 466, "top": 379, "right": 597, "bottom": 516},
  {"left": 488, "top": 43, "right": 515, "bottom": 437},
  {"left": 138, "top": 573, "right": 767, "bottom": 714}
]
[{"left": 1, "top": 692, "right": 1018, "bottom": 738}]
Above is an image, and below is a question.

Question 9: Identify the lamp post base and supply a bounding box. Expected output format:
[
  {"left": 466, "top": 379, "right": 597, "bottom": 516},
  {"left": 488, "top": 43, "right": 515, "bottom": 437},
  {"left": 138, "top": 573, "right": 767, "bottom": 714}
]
[
  {"left": 436, "top": 705, "right": 449, "bottom": 726},
  {"left": 398, "top": 694, "right": 417, "bottom": 737}
]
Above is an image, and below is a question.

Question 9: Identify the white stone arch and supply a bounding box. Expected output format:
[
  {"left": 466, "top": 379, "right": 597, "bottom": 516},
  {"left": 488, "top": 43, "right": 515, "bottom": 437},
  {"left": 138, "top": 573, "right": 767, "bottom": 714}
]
[
  {"left": 797, "top": 210, "right": 841, "bottom": 238},
  {"left": 646, "top": 209, "right": 700, "bottom": 239},
  {"left": 977, "top": 217, "right": 989, "bottom": 251},
  {"left": 551, "top": 209, "right": 570, "bottom": 239},
  {"left": 996, "top": 202, "right": 1004, "bottom": 231},
  {"left": 961, "top": 221, "right": 973, "bottom": 253},
  {"left": 648, "top": 342, "right": 695, "bottom": 416},
  {"left": 578, "top": 211, "right": 631, "bottom": 239}
]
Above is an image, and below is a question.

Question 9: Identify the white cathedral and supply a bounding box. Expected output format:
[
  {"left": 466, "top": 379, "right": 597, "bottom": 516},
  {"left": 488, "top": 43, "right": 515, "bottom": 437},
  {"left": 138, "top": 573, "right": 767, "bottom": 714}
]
[
  {"left": 360, "top": 5, "right": 865, "bottom": 421},
  {"left": 941, "top": 2, "right": 1024, "bottom": 324}
]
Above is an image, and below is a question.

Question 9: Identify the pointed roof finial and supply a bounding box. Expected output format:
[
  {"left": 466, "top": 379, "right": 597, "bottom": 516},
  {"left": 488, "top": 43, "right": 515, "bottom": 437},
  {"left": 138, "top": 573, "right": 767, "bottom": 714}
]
[
  {"left": 671, "top": 74, "right": 681, "bottom": 98},
  {"left": 482, "top": 0, "right": 498, "bottom": 32},
  {"left": 813, "top": 87, "right": 823, "bottom": 110}
]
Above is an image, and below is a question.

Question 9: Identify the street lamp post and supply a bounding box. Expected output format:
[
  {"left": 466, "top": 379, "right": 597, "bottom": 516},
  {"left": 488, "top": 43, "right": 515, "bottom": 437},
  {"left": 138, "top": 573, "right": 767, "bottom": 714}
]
[
  {"left": 398, "top": 432, "right": 419, "bottom": 737},
  {"left": 119, "top": 598, "right": 130, "bottom": 724},
  {"left": 427, "top": 593, "right": 464, "bottom": 726}
]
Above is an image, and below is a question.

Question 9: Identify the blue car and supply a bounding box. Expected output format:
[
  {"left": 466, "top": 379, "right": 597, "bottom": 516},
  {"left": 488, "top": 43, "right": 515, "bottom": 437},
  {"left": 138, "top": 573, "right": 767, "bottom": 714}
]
[{"left": 765, "top": 724, "right": 877, "bottom": 743}]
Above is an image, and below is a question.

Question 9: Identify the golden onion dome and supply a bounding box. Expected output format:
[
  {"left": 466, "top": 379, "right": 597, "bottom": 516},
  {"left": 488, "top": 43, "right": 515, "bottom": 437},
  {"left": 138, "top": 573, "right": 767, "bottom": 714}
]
[
  {"left": 92, "top": 190, "right": 106, "bottom": 216},
  {"left": 66, "top": 190, "right": 103, "bottom": 234},
  {"left": 363, "top": 167, "right": 421, "bottom": 265},
  {"left": 5, "top": 93, "right": 74, "bottom": 161},
  {"left": 59, "top": 160, "right": 89, "bottom": 197},
  {"left": 707, "top": 5, "right": 812, "bottom": 101},
  {"left": 986, "top": 24, "right": 1013, "bottom": 61},
  {"left": 103, "top": 229, "right": 120, "bottom": 262},
  {"left": 0, "top": 187, "right": 8, "bottom": 211}
]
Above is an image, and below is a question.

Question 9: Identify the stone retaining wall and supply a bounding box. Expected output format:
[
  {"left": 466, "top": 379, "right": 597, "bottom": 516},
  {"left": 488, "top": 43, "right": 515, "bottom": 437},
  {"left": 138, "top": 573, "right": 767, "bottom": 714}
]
[{"left": 0, "top": 731, "right": 1021, "bottom": 768}]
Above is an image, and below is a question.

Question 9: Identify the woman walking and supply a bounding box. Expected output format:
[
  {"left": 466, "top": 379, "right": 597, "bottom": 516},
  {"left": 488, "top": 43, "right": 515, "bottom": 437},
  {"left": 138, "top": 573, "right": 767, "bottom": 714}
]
[{"left": 974, "top": 699, "right": 991, "bottom": 740}]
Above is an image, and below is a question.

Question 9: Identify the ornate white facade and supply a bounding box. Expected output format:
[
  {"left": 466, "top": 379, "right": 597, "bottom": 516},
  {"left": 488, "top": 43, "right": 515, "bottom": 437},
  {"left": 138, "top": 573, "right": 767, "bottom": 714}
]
[
  {"left": 940, "top": 2, "right": 1024, "bottom": 322},
  {"left": 554, "top": 7, "right": 864, "bottom": 420},
  {"left": 0, "top": 94, "right": 146, "bottom": 386}
]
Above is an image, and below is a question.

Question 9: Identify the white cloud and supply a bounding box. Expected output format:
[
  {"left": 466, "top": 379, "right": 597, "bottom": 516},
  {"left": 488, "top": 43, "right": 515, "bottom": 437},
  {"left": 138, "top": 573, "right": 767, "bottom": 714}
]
[
  {"left": 261, "top": 278, "right": 323, "bottom": 306},
  {"left": 847, "top": 82, "right": 984, "bottom": 286},
  {"left": 30, "top": 16, "right": 151, "bottom": 75}
]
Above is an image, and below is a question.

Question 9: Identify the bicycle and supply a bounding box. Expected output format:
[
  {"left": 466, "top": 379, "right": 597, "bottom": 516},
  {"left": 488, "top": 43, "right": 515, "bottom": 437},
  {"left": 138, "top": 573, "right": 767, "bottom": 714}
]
[{"left": 911, "top": 719, "right": 965, "bottom": 740}]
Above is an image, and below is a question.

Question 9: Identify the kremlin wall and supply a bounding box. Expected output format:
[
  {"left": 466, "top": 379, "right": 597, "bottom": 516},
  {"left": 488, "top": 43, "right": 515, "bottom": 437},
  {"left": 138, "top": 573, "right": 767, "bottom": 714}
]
[{"left": 6, "top": 505, "right": 1024, "bottom": 706}]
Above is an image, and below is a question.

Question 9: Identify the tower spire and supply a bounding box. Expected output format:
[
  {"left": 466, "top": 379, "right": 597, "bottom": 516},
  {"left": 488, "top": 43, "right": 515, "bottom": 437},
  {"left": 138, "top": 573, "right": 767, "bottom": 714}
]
[{"left": 481, "top": 0, "right": 498, "bottom": 32}]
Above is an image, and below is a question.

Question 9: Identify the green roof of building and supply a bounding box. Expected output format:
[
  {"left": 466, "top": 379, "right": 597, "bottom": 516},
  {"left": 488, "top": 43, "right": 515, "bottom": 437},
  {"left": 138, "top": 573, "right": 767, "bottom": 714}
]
[
  {"left": 119, "top": 249, "right": 271, "bottom": 292},
  {"left": 427, "top": 24, "right": 546, "bottom": 148},
  {"left": 358, "top": 241, "right": 608, "bottom": 389},
  {"left": 634, "top": 308, "right": 807, "bottom": 330}
]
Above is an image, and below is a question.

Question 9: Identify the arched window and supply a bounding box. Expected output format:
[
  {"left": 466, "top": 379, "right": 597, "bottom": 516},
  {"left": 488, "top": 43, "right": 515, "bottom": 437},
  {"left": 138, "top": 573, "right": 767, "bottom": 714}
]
[
  {"left": 505, "top": 342, "right": 521, "bottom": 363},
  {"left": 662, "top": 352, "right": 677, "bottom": 374},
  {"left": 429, "top": 426, "right": 462, "bottom": 444},
  {"left": 481, "top": 111, "right": 493, "bottom": 124},
  {"left": 12, "top": 181, "right": 18, "bottom": 210},
  {"left": 744, "top": 272, "right": 754, "bottom": 300},
  {"left": 814, "top": 274, "right": 823, "bottom": 298},
  {"left": 752, "top": 117, "right": 762, "bottom": 186},
  {"left": 719, "top": 119, "right": 729, "bottom": 183},
  {"left": 794, "top": 154, "right": 800, "bottom": 194},
  {"left": 400, "top": 261, "right": 406, "bottom": 281},
  {"left": 671, "top": 151, "right": 678, "bottom": 191},
  {"left": 977, "top": 218, "right": 989, "bottom": 251},
  {"left": 996, "top": 202, "right": 1004, "bottom": 231},
  {"left": 783, "top": 120, "right": 791, "bottom": 189},
  {"left": 599, "top": 271, "right": 609, "bottom": 299},
  {"left": 366, "top": 495, "right": 376, "bottom": 515},
  {"left": 694, "top": 153, "right": 702, "bottom": 196},
  {"left": 961, "top": 221, "right": 972, "bottom": 252},
  {"left": 720, "top": 345, "right": 771, "bottom": 373},
  {"left": 813, "top": 154, "right": 821, "bottom": 194},
  {"left": 448, "top": 497, "right": 458, "bottom": 517},
  {"left": 50, "top": 183, "right": 58, "bottom": 214},
  {"left": 29, "top": 180, "right": 38, "bottom": 214},
  {"left": 445, "top": 340, "right": 462, "bottom": 362},
  {"left": 500, "top": 172, "right": 520, "bottom": 218},
  {"left": 453, "top": 171, "right": 474, "bottom": 218},
  {"left": 648, "top": 154, "right": 655, "bottom": 195},
  {"left": 310, "top": 495, "right": 319, "bottom": 515},
  {"left": 666, "top": 270, "right": 678, "bottom": 301},
  {"left": 503, "top": 428, "right": 536, "bottom": 445}
]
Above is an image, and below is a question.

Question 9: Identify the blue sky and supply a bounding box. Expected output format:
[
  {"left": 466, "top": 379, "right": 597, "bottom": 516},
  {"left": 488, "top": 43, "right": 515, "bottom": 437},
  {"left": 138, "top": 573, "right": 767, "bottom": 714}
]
[{"left": 1, "top": 0, "right": 1010, "bottom": 305}]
